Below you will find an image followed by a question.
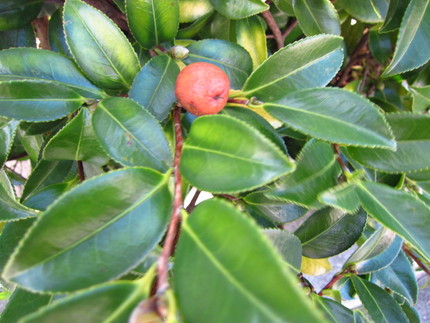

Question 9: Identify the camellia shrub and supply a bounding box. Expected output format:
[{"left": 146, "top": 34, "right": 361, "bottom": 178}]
[{"left": 1, "top": 0, "right": 430, "bottom": 322}]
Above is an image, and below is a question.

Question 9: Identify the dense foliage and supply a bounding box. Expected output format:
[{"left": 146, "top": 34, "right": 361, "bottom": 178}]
[{"left": 0, "top": 0, "right": 430, "bottom": 322}]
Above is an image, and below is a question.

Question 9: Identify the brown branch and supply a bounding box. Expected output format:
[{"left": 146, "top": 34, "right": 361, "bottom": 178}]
[
  {"left": 318, "top": 270, "right": 346, "bottom": 295},
  {"left": 227, "top": 98, "right": 250, "bottom": 105},
  {"left": 77, "top": 161, "right": 85, "bottom": 182},
  {"left": 156, "top": 107, "right": 184, "bottom": 315},
  {"left": 261, "top": 10, "right": 284, "bottom": 50},
  {"left": 332, "top": 144, "right": 349, "bottom": 173},
  {"left": 32, "top": 16, "right": 50, "bottom": 50},
  {"left": 282, "top": 20, "right": 298, "bottom": 40},
  {"left": 403, "top": 245, "right": 430, "bottom": 277},
  {"left": 186, "top": 189, "right": 201, "bottom": 213}
]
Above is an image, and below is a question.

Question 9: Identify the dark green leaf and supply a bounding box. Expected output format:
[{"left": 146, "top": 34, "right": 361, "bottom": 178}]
[
  {"left": 209, "top": 0, "right": 269, "bottom": 20},
  {"left": 263, "top": 229, "right": 302, "bottom": 271},
  {"left": 337, "top": 0, "right": 389, "bottom": 23},
  {"left": 351, "top": 276, "right": 408, "bottom": 323},
  {"left": 356, "top": 181, "right": 430, "bottom": 262},
  {"left": 295, "top": 208, "right": 367, "bottom": 258},
  {"left": 129, "top": 54, "right": 180, "bottom": 121},
  {"left": 383, "top": 0, "right": 430, "bottom": 76},
  {"left": 184, "top": 39, "right": 253, "bottom": 89},
  {"left": 264, "top": 88, "right": 396, "bottom": 149},
  {"left": 242, "top": 35, "right": 344, "bottom": 101},
  {"left": 23, "top": 183, "right": 72, "bottom": 211},
  {"left": 0, "top": 81, "right": 85, "bottom": 122},
  {"left": 174, "top": 199, "right": 328, "bottom": 323},
  {"left": 0, "top": 25, "right": 35, "bottom": 49},
  {"left": 292, "top": 0, "right": 341, "bottom": 36},
  {"left": 44, "top": 108, "right": 109, "bottom": 166},
  {"left": 177, "top": 11, "right": 213, "bottom": 38},
  {"left": 273, "top": 0, "right": 295, "bottom": 15},
  {"left": 92, "top": 97, "right": 172, "bottom": 172},
  {"left": 180, "top": 115, "right": 295, "bottom": 193},
  {"left": 48, "top": 6, "right": 71, "bottom": 57},
  {"left": 368, "top": 28, "right": 392, "bottom": 64},
  {"left": 401, "top": 301, "right": 421, "bottom": 323},
  {"left": 64, "top": 0, "right": 140, "bottom": 91},
  {"left": 0, "top": 119, "right": 18, "bottom": 168},
  {"left": 0, "top": 0, "right": 43, "bottom": 30},
  {"left": 313, "top": 295, "right": 354, "bottom": 323},
  {"left": 348, "top": 113, "right": 430, "bottom": 173},
  {"left": 380, "top": 0, "right": 411, "bottom": 33},
  {"left": 126, "top": 0, "right": 179, "bottom": 49},
  {"left": 245, "top": 197, "right": 307, "bottom": 223},
  {"left": 4, "top": 167, "right": 172, "bottom": 292}
]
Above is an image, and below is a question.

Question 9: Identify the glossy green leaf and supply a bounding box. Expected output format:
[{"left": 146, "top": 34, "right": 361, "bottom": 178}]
[
  {"left": 0, "top": 119, "right": 18, "bottom": 168},
  {"left": 92, "top": 97, "right": 172, "bottom": 172},
  {"left": 411, "top": 86, "right": 430, "bottom": 112},
  {"left": 209, "top": 0, "right": 269, "bottom": 19},
  {"left": 337, "top": 0, "right": 389, "bottom": 23},
  {"left": 0, "top": 170, "right": 38, "bottom": 222},
  {"left": 383, "top": 0, "right": 430, "bottom": 76},
  {"left": 0, "top": 288, "right": 52, "bottom": 323},
  {"left": 126, "top": 0, "right": 179, "bottom": 49},
  {"left": 368, "top": 28, "right": 392, "bottom": 64},
  {"left": 184, "top": 39, "right": 253, "bottom": 89},
  {"left": 23, "top": 183, "right": 72, "bottom": 211},
  {"left": 21, "top": 280, "right": 149, "bottom": 323},
  {"left": 242, "top": 35, "right": 344, "bottom": 101},
  {"left": 264, "top": 140, "right": 340, "bottom": 208},
  {"left": 245, "top": 197, "right": 307, "bottom": 223},
  {"left": 0, "top": 80, "right": 85, "bottom": 122},
  {"left": 351, "top": 276, "right": 408, "bottom": 323},
  {"left": 4, "top": 167, "right": 172, "bottom": 292},
  {"left": 64, "top": 0, "right": 140, "bottom": 91},
  {"left": 401, "top": 301, "right": 421, "bottom": 323},
  {"left": 0, "top": 25, "right": 35, "bottom": 49},
  {"left": 179, "top": 0, "right": 213, "bottom": 22},
  {"left": 177, "top": 11, "right": 213, "bottom": 38},
  {"left": 313, "top": 295, "right": 354, "bottom": 323},
  {"left": 292, "top": 0, "right": 341, "bottom": 36},
  {"left": 380, "top": 0, "right": 411, "bottom": 32},
  {"left": 234, "top": 15, "right": 267, "bottom": 69},
  {"left": 174, "top": 199, "right": 328, "bottom": 323},
  {"left": 21, "top": 119, "right": 66, "bottom": 136},
  {"left": 265, "top": 88, "right": 396, "bottom": 150},
  {"left": 49, "top": 6, "right": 72, "bottom": 57},
  {"left": 129, "top": 55, "right": 180, "bottom": 121},
  {"left": 375, "top": 250, "right": 418, "bottom": 304},
  {"left": 180, "top": 115, "right": 295, "bottom": 193},
  {"left": 356, "top": 181, "right": 430, "bottom": 262},
  {"left": 347, "top": 113, "right": 430, "bottom": 173},
  {"left": 0, "top": 0, "right": 43, "bottom": 30},
  {"left": 263, "top": 229, "right": 302, "bottom": 271},
  {"left": 319, "top": 183, "right": 360, "bottom": 213},
  {"left": 44, "top": 108, "right": 108, "bottom": 166},
  {"left": 295, "top": 208, "right": 367, "bottom": 258}
]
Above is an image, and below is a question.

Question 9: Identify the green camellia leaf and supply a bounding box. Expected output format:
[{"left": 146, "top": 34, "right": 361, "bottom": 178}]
[
  {"left": 336, "top": 0, "right": 389, "bottom": 23},
  {"left": 347, "top": 113, "right": 430, "bottom": 173},
  {"left": 356, "top": 181, "right": 430, "bottom": 262},
  {"left": 177, "top": 11, "right": 213, "bottom": 38},
  {"left": 351, "top": 276, "right": 408, "bottom": 323},
  {"left": 263, "top": 229, "right": 302, "bottom": 272},
  {"left": 383, "top": 0, "right": 430, "bottom": 76},
  {"left": 0, "top": 288, "right": 52, "bottom": 323},
  {"left": 0, "top": 170, "right": 38, "bottom": 222},
  {"left": 180, "top": 115, "right": 295, "bottom": 193},
  {"left": 126, "top": 0, "right": 179, "bottom": 49},
  {"left": 20, "top": 280, "right": 150, "bottom": 323},
  {"left": 410, "top": 86, "right": 430, "bottom": 112},
  {"left": 43, "top": 108, "right": 109, "bottom": 166},
  {"left": 0, "top": 119, "right": 18, "bottom": 168},
  {"left": 129, "top": 55, "right": 180, "bottom": 121},
  {"left": 313, "top": 295, "right": 354, "bottom": 323},
  {"left": 368, "top": 27, "right": 392, "bottom": 64},
  {"left": 179, "top": 0, "right": 213, "bottom": 23},
  {"left": 295, "top": 208, "right": 367, "bottom": 259},
  {"left": 374, "top": 250, "right": 418, "bottom": 304},
  {"left": 0, "top": 80, "right": 85, "bottom": 122},
  {"left": 49, "top": 6, "right": 72, "bottom": 57},
  {"left": 0, "top": 25, "right": 36, "bottom": 49},
  {"left": 209, "top": 0, "right": 269, "bottom": 20},
  {"left": 264, "top": 88, "right": 396, "bottom": 149},
  {"left": 64, "top": 0, "right": 140, "bottom": 91},
  {"left": 263, "top": 140, "right": 340, "bottom": 208},
  {"left": 23, "top": 183, "right": 73, "bottom": 211},
  {"left": 184, "top": 39, "right": 253, "bottom": 89},
  {"left": 92, "top": 97, "right": 172, "bottom": 172},
  {"left": 174, "top": 199, "right": 328, "bottom": 323},
  {"left": 380, "top": 0, "right": 411, "bottom": 33},
  {"left": 0, "top": 0, "right": 43, "bottom": 30},
  {"left": 241, "top": 35, "right": 344, "bottom": 101},
  {"left": 319, "top": 183, "right": 360, "bottom": 214},
  {"left": 273, "top": 0, "right": 294, "bottom": 15},
  {"left": 401, "top": 301, "right": 421, "bottom": 323},
  {"left": 4, "top": 167, "right": 172, "bottom": 292},
  {"left": 292, "top": 0, "right": 341, "bottom": 36}
]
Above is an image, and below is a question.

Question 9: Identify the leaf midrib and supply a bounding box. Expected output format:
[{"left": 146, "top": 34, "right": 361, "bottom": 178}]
[{"left": 353, "top": 277, "right": 389, "bottom": 323}]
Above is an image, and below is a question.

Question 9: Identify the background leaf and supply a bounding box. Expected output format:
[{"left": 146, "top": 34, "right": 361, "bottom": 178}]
[
  {"left": 209, "top": 0, "right": 269, "bottom": 19},
  {"left": 336, "top": 0, "right": 389, "bottom": 23},
  {"left": 179, "top": 0, "right": 213, "bottom": 23},
  {"left": 0, "top": 25, "right": 36, "bottom": 49},
  {"left": 0, "top": 0, "right": 43, "bottom": 30},
  {"left": 263, "top": 229, "right": 302, "bottom": 272},
  {"left": 0, "top": 119, "right": 18, "bottom": 168}
]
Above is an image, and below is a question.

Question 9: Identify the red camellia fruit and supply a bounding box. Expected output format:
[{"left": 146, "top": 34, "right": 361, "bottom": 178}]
[{"left": 175, "top": 62, "right": 230, "bottom": 116}]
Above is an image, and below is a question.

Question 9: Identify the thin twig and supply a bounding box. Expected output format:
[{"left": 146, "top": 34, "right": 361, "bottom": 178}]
[
  {"left": 261, "top": 10, "right": 284, "bottom": 50},
  {"left": 332, "top": 144, "right": 349, "bottom": 173},
  {"left": 403, "top": 245, "right": 430, "bottom": 277},
  {"left": 318, "top": 270, "right": 347, "bottom": 295},
  {"left": 77, "top": 161, "right": 85, "bottom": 182},
  {"left": 156, "top": 107, "right": 184, "bottom": 315},
  {"left": 282, "top": 20, "right": 298, "bottom": 40},
  {"left": 186, "top": 189, "right": 201, "bottom": 213},
  {"left": 227, "top": 98, "right": 250, "bottom": 105}
]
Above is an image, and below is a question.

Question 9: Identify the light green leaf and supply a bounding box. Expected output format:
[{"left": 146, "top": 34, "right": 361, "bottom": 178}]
[
  {"left": 383, "top": 0, "right": 430, "bottom": 76},
  {"left": 347, "top": 113, "right": 430, "bottom": 173},
  {"left": 0, "top": 80, "right": 85, "bottom": 122},
  {"left": 129, "top": 54, "right": 180, "bottom": 121},
  {"left": 263, "top": 229, "right": 302, "bottom": 272},
  {"left": 209, "top": 0, "right": 269, "bottom": 19},
  {"left": 4, "top": 167, "right": 172, "bottom": 292},
  {"left": 273, "top": 0, "right": 295, "bottom": 15},
  {"left": 44, "top": 108, "right": 109, "bottom": 166},
  {"left": 0, "top": 119, "right": 18, "bottom": 168},
  {"left": 292, "top": 0, "right": 341, "bottom": 36},
  {"left": 0, "top": 0, "right": 43, "bottom": 30},
  {"left": 356, "top": 181, "right": 430, "bottom": 262},
  {"left": 64, "top": 0, "right": 140, "bottom": 91},
  {"left": 174, "top": 199, "right": 328, "bottom": 323},
  {"left": 351, "top": 276, "right": 408, "bottom": 323},
  {"left": 319, "top": 183, "right": 361, "bottom": 214},
  {"left": 411, "top": 86, "right": 430, "bottom": 113},
  {"left": 180, "top": 115, "right": 295, "bottom": 193},
  {"left": 337, "top": 0, "right": 389, "bottom": 23},
  {"left": 92, "top": 97, "right": 172, "bottom": 172},
  {"left": 264, "top": 88, "right": 396, "bottom": 149},
  {"left": 242, "top": 35, "right": 344, "bottom": 101},
  {"left": 179, "top": 0, "right": 213, "bottom": 23},
  {"left": 126, "top": 0, "right": 179, "bottom": 49},
  {"left": 184, "top": 39, "right": 253, "bottom": 89},
  {"left": 23, "top": 183, "right": 73, "bottom": 211}
]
